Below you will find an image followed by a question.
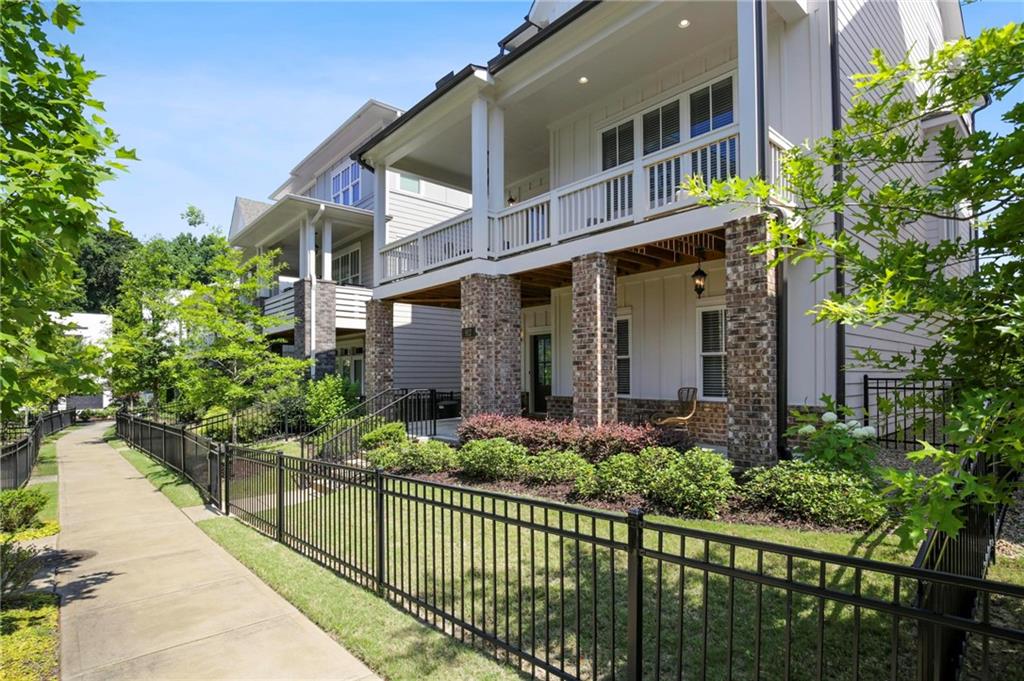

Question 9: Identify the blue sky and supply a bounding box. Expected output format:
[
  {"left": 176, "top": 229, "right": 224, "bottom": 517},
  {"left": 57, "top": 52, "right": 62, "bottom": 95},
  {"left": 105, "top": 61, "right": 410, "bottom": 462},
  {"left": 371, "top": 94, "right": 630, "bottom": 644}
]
[{"left": 66, "top": 1, "right": 1022, "bottom": 241}]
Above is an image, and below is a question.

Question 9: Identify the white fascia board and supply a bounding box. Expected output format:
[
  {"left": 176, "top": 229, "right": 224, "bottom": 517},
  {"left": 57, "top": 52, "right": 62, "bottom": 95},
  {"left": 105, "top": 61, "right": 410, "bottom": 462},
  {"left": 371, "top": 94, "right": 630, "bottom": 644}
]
[{"left": 768, "top": 0, "right": 809, "bottom": 24}]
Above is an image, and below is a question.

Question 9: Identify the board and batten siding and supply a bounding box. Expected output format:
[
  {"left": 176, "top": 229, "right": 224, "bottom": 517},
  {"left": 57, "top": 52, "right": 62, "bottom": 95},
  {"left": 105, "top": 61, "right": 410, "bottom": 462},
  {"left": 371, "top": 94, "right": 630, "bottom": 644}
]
[{"left": 393, "top": 303, "right": 462, "bottom": 391}]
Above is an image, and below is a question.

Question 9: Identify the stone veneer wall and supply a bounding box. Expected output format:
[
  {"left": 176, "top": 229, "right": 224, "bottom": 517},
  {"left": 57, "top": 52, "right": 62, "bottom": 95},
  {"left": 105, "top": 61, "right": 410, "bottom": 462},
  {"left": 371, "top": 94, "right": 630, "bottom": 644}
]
[
  {"left": 571, "top": 253, "right": 617, "bottom": 426},
  {"left": 313, "top": 280, "right": 337, "bottom": 378},
  {"left": 461, "top": 274, "right": 521, "bottom": 416},
  {"left": 725, "top": 214, "right": 778, "bottom": 467},
  {"left": 364, "top": 299, "right": 394, "bottom": 396},
  {"left": 291, "top": 279, "right": 310, "bottom": 363}
]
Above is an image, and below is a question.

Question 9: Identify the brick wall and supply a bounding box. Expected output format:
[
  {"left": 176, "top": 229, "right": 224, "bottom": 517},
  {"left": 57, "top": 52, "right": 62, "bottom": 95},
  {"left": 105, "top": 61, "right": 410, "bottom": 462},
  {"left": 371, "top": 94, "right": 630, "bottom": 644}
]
[
  {"left": 571, "top": 253, "right": 617, "bottom": 426},
  {"left": 365, "top": 299, "right": 394, "bottom": 396},
  {"left": 461, "top": 274, "right": 521, "bottom": 416},
  {"left": 546, "top": 396, "right": 572, "bottom": 421},
  {"left": 618, "top": 398, "right": 727, "bottom": 445},
  {"left": 725, "top": 214, "right": 778, "bottom": 468},
  {"left": 313, "top": 280, "right": 337, "bottom": 378}
]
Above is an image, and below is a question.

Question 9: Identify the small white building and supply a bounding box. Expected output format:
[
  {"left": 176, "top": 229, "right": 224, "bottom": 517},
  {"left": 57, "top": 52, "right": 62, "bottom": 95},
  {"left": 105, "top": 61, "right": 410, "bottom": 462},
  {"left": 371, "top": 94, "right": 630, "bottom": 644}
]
[{"left": 59, "top": 312, "right": 113, "bottom": 409}]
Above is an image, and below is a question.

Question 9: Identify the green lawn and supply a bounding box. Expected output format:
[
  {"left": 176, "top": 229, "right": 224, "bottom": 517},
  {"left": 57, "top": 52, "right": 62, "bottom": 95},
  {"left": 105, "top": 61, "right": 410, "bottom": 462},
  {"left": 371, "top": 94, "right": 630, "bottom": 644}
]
[
  {"left": 256, "top": 437, "right": 303, "bottom": 458},
  {"left": 0, "top": 593, "right": 60, "bottom": 681},
  {"left": 198, "top": 517, "right": 524, "bottom": 681},
  {"left": 107, "top": 436, "right": 205, "bottom": 508}
]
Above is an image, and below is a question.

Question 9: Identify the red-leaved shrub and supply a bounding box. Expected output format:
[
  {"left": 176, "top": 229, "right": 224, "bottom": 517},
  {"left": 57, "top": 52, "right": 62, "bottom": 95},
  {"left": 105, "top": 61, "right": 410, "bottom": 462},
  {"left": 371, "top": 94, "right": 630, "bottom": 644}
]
[{"left": 457, "top": 414, "right": 659, "bottom": 462}]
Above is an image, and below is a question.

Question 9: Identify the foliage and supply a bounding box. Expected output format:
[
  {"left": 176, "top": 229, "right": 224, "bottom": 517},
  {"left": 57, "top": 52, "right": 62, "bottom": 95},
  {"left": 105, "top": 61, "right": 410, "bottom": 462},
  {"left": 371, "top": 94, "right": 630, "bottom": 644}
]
[
  {"left": 360, "top": 422, "right": 408, "bottom": 451},
  {"left": 647, "top": 448, "right": 736, "bottom": 519},
  {"left": 522, "top": 450, "right": 593, "bottom": 486},
  {"left": 74, "top": 227, "right": 140, "bottom": 312},
  {"left": 688, "top": 24, "right": 1024, "bottom": 545},
  {"left": 305, "top": 375, "right": 359, "bottom": 428},
  {"left": 456, "top": 438, "right": 529, "bottom": 480},
  {"left": 787, "top": 397, "right": 878, "bottom": 473},
  {"left": 1, "top": 0, "right": 135, "bottom": 418},
  {"left": 0, "top": 489, "right": 48, "bottom": 533},
  {"left": 0, "top": 540, "right": 41, "bottom": 600},
  {"left": 0, "top": 592, "right": 60, "bottom": 681},
  {"left": 458, "top": 414, "right": 658, "bottom": 461},
  {"left": 588, "top": 453, "right": 644, "bottom": 500},
  {"left": 741, "top": 461, "right": 886, "bottom": 528},
  {"left": 266, "top": 382, "right": 306, "bottom": 424},
  {"left": 366, "top": 440, "right": 458, "bottom": 474},
  {"left": 199, "top": 405, "right": 231, "bottom": 442}
]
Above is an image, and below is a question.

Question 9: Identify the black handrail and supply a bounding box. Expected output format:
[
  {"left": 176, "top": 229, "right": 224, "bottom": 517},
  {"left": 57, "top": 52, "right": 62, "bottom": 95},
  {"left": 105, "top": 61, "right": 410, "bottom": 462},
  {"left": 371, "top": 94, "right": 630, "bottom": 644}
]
[{"left": 313, "top": 389, "right": 438, "bottom": 463}]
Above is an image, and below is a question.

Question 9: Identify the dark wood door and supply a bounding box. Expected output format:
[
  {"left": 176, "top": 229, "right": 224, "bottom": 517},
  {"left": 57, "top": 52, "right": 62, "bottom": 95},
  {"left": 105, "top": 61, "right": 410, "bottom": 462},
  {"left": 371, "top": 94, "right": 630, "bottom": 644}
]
[{"left": 531, "top": 334, "right": 552, "bottom": 414}]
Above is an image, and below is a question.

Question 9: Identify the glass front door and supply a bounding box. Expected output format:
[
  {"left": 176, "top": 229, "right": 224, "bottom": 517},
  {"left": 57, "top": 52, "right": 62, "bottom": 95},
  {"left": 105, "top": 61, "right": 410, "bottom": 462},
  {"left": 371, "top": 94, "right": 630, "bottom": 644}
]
[{"left": 531, "top": 334, "right": 552, "bottom": 414}]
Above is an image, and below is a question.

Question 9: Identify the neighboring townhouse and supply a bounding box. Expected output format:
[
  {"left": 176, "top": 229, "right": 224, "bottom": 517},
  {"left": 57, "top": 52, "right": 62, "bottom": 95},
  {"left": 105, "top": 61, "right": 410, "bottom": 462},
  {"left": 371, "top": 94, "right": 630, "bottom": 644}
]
[
  {"left": 352, "top": 0, "right": 971, "bottom": 466},
  {"left": 59, "top": 312, "right": 113, "bottom": 409},
  {"left": 229, "top": 100, "right": 469, "bottom": 391}
]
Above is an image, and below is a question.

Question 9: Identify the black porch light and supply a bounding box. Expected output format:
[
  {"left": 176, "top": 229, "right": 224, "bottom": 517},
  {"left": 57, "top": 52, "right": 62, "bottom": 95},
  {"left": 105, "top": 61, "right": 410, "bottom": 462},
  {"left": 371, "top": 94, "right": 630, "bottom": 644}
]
[{"left": 691, "top": 247, "right": 707, "bottom": 298}]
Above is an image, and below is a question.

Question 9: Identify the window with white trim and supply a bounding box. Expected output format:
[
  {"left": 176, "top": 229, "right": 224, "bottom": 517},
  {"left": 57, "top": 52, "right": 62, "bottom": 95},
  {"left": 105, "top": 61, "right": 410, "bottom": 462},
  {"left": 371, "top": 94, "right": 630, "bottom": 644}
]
[
  {"left": 332, "top": 245, "right": 361, "bottom": 286},
  {"left": 690, "top": 77, "right": 734, "bottom": 138},
  {"left": 399, "top": 173, "right": 421, "bottom": 194},
  {"left": 699, "top": 307, "right": 727, "bottom": 398},
  {"left": 331, "top": 162, "right": 361, "bottom": 206},
  {"left": 616, "top": 316, "right": 631, "bottom": 396},
  {"left": 642, "top": 100, "right": 681, "bottom": 155},
  {"left": 601, "top": 121, "right": 635, "bottom": 171}
]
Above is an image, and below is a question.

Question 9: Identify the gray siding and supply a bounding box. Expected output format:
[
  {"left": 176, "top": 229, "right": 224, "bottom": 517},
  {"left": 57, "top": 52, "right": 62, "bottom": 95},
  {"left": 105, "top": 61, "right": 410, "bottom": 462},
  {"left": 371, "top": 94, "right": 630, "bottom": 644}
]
[
  {"left": 386, "top": 187, "right": 471, "bottom": 243},
  {"left": 393, "top": 304, "right": 462, "bottom": 390}
]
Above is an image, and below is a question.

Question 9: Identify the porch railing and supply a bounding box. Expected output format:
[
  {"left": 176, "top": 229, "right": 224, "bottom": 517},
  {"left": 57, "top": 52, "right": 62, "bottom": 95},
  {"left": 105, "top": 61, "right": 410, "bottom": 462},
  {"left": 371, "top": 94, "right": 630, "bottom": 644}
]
[
  {"left": 380, "top": 211, "right": 473, "bottom": 281},
  {"left": 335, "top": 285, "right": 372, "bottom": 327},
  {"left": 263, "top": 286, "right": 295, "bottom": 328}
]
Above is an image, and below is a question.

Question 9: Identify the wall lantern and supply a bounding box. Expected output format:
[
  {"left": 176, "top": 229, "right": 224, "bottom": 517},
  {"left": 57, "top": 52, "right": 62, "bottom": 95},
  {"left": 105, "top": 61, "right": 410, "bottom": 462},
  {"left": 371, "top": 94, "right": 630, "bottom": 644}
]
[{"left": 691, "top": 248, "right": 707, "bottom": 298}]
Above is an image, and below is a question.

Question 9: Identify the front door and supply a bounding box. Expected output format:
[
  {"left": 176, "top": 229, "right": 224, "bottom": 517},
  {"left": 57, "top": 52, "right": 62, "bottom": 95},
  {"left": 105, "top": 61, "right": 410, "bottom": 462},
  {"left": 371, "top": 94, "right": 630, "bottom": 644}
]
[{"left": 531, "top": 334, "right": 552, "bottom": 414}]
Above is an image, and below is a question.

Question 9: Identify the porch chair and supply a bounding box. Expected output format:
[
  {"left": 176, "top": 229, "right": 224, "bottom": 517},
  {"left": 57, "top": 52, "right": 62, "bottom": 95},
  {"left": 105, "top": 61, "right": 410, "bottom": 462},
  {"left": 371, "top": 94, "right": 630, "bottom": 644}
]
[{"left": 651, "top": 387, "right": 698, "bottom": 427}]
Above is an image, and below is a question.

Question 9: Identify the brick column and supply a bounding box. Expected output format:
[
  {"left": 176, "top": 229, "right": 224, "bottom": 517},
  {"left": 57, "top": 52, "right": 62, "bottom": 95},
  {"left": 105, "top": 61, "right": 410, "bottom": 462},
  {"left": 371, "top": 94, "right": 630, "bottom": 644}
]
[
  {"left": 291, "top": 279, "right": 311, "bottom": 360},
  {"left": 365, "top": 299, "right": 394, "bottom": 396},
  {"left": 461, "top": 274, "right": 521, "bottom": 416},
  {"left": 725, "top": 214, "right": 778, "bottom": 467},
  {"left": 313, "top": 280, "right": 337, "bottom": 378},
  {"left": 571, "top": 253, "right": 617, "bottom": 426}
]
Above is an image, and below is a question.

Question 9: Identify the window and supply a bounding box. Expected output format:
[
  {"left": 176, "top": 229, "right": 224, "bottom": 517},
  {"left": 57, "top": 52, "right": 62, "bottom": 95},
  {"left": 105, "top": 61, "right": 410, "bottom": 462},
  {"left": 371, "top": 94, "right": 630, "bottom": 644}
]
[
  {"left": 944, "top": 217, "right": 960, "bottom": 242},
  {"left": 332, "top": 246, "right": 361, "bottom": 286},
  {"left": 331, "top": 163, "right": 361, "bottom": 206},
  {"left": 601, "top": 121, "right": 635, "bottom": 171},
  {"left": 690, "top": 77, "right": 734, "bottom": 138},
  {"left": 699, "top": 308, "right": 726, "bottom": 398},
  {"left": 337, "top": 343, "right": 365, "bottom": 388},
  {"left": 642, "top": 100, "right": 681, "bottom": 155},
  {"left": 399, "top": 173, "right": 421, "bottom": 194},
  {"left": 616, "top": 317, "right": 631, "bottom": 396}
]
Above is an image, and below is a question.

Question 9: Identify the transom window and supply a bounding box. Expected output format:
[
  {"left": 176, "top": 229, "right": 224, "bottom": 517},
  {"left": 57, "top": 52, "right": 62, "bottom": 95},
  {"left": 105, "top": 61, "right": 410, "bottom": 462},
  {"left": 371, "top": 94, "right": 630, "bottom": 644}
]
[
  {"left": 642, "top": 100, "right": 681, "bottom": 155},
  {"left": 332, "top": 245, "right": 361, "bottom": 286},
  {"left": 616, "top": 316, "right": 631, "bottom": 396},
  {"left": 690, "top": 76, "right": 734, "bottom": 138},
  {"left": 699, "top": 307, "right": 727, "bottom": 398},
  {"left": 331, "top": 163, "right": 361, "bottom": 206},
  {"left": 399, "top": 173, "right": 422, "bottom": 194},
  {"left": 601, "top": 121, "right": 635, "bottom": 171}
]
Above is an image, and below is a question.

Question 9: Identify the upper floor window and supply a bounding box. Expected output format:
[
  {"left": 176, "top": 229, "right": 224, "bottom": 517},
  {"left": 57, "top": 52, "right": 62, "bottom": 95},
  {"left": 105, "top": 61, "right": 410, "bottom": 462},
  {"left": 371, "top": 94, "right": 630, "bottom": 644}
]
[
  {"left": 601, "top": 121, "right": 635, "bottom": 171},
  {"left": 690, "top": 77, "right": 733, "bottom": 138},
  {"left": 331, "top": 163, "right": 361, "bottom": 206},
  {"left": 643, "top": 100, "right": 680, "bottom": 155},
  {"left": 399, "top": 173, "right": 422, "bottom": 194},
  {"left": 332, "top": 245, "right": 361, "bottom": 286}
]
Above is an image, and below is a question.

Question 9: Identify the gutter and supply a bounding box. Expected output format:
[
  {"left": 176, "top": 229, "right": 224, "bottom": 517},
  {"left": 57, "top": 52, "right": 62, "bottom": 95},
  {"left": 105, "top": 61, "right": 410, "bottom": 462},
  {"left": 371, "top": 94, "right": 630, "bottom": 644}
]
[
  {"left": 828, "top": 0, "right": 846, "bottom": 407},
  {"left": 309, "top": 203, "right": 325, "bottom": 379}
]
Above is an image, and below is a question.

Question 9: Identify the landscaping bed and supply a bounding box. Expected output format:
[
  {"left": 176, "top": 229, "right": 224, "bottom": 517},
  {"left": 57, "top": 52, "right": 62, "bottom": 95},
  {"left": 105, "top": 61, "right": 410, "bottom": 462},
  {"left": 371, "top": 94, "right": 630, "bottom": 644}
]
[{"left": 0, "top": 593, "right": 60, "bottom": 681}]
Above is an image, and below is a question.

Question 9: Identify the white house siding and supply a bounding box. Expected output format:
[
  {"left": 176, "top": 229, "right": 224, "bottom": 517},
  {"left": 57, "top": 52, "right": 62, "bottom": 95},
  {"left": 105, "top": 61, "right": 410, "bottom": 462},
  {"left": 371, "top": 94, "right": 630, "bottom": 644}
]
[
  {"left": 385, "top": 171, "right": 472, "bottom": 243},
  {"left": 836, "top": 0, "right": 946, "bottom": 412},
  {"left": 331, "top": 232, "right": 375, "bottom": 287},
  {"left": 393, "top": 303, "right": 462, "bottom": 391}
]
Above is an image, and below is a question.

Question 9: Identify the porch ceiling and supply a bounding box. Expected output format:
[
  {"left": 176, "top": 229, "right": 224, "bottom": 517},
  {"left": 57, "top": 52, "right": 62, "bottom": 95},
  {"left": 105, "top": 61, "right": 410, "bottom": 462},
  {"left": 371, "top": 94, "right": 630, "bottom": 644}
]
[{"left": 390, "top": 228, "right": 726, "bottom": 309}]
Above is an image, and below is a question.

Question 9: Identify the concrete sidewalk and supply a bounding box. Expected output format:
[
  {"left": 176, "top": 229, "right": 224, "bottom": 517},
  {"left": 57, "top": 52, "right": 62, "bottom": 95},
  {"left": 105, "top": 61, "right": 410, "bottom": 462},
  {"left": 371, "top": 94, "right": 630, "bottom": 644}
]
[{"left": 56, "top": 421, "right": 378, "bottom": 681}]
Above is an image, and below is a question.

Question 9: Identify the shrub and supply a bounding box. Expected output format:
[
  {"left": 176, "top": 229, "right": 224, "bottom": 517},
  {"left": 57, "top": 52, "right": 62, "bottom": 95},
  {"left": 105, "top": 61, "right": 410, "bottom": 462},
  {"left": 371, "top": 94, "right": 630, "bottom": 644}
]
[
  {"left": 741, "top": 460, "right": 885, "bottom": 528},
  {"left": 522, "top": 450, "right": 592, "bottom": 485},
  {"left": 573, "top": 465, "right": 599, "bottom": 498},
  {"left": 360, "top": 422, "right": 408, "bottom": 450},
  {"left": 367, "top": 440, "right": 458, "bottom": 474},
  {"left": 457, "top": 438, "right": 528, "bottom": 480},
  {"left": 1, "top": 540, "right": 40, "bottom": 599},
  {"left": 589, "top": 453, "right": 643, "bottom": 499},
  {"left": 0, "top": 489, "right": 48, "bottom": 533},
  {"left": 787, "top": 397, "right": 878, "bottom": 473},
  {"left": 199, "top": 405, "right": 231, "bottom": 441},
  {"left": 457, "top": 414, "right": 657, "bottom": 461},
  {"left": 648, "top": 448, "right": 736, "bottom": 519},
  {"left": 305, "top": 375, "right": 359, "bottom": 428}
]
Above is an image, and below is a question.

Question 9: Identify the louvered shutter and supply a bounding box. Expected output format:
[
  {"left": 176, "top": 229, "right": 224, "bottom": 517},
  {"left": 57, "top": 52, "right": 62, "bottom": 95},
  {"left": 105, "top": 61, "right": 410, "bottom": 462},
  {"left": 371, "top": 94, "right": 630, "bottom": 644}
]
[
  {"left": 690, "top": 87, "right": 711, "bottom": 137},
  {"left": 617, "top": 122, "right": 634, "bottom": 165},
  {"left": 661, "top": 101, "right": 680, "bottom": 148},
  {"left": 711, "top": 77, "right": 734, "bottom": 130},
  {"left": 601, "top": 128, "right": 618, "bottom": 170},
  {"left": 616, "top": 318, "right": 630, "bottom": 395},
  {"left": 700, "top": 309, "right": 727, "bottom": 398},
  {"left": 642, "top": 109, "right": 661, "bottom": 155}
]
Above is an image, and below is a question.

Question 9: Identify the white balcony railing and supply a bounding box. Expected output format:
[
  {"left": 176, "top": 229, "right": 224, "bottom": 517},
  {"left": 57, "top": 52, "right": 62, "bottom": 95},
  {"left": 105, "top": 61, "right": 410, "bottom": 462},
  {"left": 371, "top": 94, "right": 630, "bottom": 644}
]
[
  {"left": 335, "top": 285, "right": 372, "bottom": 327},
  {"left": 378, "top": 128, "right": 769, "bottom": 284},
  {"left": 263, "top": 287, "right": 295, "bottom": 332},
  {"left": 767, "top": 127, "right": 796, "bottom": 205}
]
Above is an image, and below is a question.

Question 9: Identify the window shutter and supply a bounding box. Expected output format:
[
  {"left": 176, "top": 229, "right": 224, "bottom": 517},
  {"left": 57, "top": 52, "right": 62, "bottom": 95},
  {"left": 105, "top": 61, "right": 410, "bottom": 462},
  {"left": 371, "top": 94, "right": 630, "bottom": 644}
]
[
  {"left": 700, "top": 309, "right": 727, "bottom": 398},
  {"left": 711, "top": 77, "right": 734, "bottom": 129},
  {"left": 701, "top": 309, "right": 724, "bottom": 353},
  {"left": 617, "top": 122, "right": 634, "bottom": 165},
  {"left": 616, "top": 318, "right": 630, "bottom": 395},
  {"left": 642, "top": 109, "right": 661, "bottom": 156},
  {"left": 661, "top": 101, "right": 680, "bottom": 148},
  {"left": 702, "top": 356, "right": 726, "bottom": 398},
  {"left": 601, "top": 129, "right": 618, "bottom": 171},
  {"left": 690, "top": 87, "right": 711, "bottom": 137}
]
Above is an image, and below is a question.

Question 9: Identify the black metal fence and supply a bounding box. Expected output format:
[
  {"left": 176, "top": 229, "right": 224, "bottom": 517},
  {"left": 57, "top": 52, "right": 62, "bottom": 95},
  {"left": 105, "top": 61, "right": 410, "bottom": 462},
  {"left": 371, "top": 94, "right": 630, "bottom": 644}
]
[
  {"left": 1, "top": 410, "right": 76, "bottom": 490},
  {"left": 863, "top": 376, "right": 957, "bottom": 449}
]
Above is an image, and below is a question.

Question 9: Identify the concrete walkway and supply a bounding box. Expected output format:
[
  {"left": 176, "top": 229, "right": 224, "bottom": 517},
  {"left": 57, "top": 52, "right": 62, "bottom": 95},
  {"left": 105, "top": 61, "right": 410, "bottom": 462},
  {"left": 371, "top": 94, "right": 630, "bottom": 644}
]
[{"left": 56, "top": 421, "right": 378, "bottom": 681}]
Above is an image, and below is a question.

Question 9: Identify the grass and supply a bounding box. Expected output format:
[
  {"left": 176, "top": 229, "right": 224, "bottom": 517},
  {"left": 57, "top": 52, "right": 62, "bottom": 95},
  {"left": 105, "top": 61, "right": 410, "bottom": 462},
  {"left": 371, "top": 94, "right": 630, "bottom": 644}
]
[
  {"left": 198, "top": 517, "right": 523, "bottom": 681},
  {"left": 30, "top": 436, "right": 59, "bottom": 478},
  {"left": 255, "top": 436, "right": 303, "bottom": 458},
  {"left": 105, "top": 434, "right": 205, "bottom": 508},
  {"left": 0, "top": 593, "right": 60, "bottom": 681}
]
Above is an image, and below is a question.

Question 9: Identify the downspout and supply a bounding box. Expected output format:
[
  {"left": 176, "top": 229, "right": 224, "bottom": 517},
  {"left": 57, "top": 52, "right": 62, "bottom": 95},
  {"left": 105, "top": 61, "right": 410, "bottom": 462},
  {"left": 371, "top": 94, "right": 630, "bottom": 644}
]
[
  {"left": 970, "top": 95, "right": 992, "bottom": 273},
  {"left": 308, "top": 204, "right": 326, "bottom": 379},
  {"left": 829, "top": 0, "right": 846, "bottom": 407}
]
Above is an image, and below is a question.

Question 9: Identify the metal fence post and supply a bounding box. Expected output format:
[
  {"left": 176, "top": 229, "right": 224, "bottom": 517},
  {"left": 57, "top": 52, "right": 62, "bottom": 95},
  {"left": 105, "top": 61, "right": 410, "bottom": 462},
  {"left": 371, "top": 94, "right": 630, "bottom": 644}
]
[
  {"left": 222, "top": 444, "right": 231, "bottom": 515},
  {"left": 375, "top": 468, "right": 386, "bottom": 595},
  {"left": 626, "top": 508, "right": 644, "bottom": 681},
  {"left": 863, "top": 374, "right": 870, "bottom": 425},
  {"left": 276, "top": 453, "right": 285, "bottom": 542},
  {"left": 430, "top": 389, "right": 437, "bottom": 436}
]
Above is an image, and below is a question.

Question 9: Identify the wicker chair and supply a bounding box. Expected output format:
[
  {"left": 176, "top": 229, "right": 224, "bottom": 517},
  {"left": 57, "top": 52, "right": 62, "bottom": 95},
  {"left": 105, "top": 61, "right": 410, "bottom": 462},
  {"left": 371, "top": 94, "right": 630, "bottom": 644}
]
[{"left": 651, "top": 387, "right": 698, "bottom": 427}]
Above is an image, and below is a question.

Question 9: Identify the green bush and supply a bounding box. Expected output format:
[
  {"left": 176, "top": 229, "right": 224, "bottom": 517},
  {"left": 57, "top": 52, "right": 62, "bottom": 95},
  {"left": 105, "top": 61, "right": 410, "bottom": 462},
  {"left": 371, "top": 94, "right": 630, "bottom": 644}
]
[
  {"left": 0, "top": 489, "right": 48, "bottom": 533},
  {"left": 1, "top": 540, "right": 41, "bottom": 599},
  {"left": 305, "top": 375, "right": 359, "bottom": 428},
  {"left": 199, "top": 405, "right": 231, "bottom": 441},
  {"left": 786, "top": 397, "right": 878, "bottom": 473},
  {"left": 589, "top": 453, "right": 643, "bottom": 499},
  {"left": 366, "top": 440, "right": 457, "bottom": 474},
  {"left": 648, "top": 448, "right": 736, "bottom": 519},
  {"left": 360, "top": 422, "right": 408, "bottom": 450},
  {"left": 457, "top": 438, "right": 528, "bottom": 480},
  {"left": 522, "top": 450, "right": 592, "bottom": 485},
  {"left": 573, "top": 465, "right": 599, "bottom": 498},
  {"left": 741, "top": 460, "right": 885, "bottom": 528}
]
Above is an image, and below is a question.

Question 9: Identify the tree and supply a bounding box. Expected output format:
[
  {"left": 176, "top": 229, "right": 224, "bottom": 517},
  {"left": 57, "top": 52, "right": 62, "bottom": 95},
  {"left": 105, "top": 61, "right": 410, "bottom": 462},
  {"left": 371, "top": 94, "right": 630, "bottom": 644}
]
[
  {"left": 1, "top": 1, "right": 135, "bottom": 416},
  {"left": 690, "top": 24, "right": 1024, "bottom": 545},
  {"left": 75, "top": 228, "right": 141, "bottom": 312}
]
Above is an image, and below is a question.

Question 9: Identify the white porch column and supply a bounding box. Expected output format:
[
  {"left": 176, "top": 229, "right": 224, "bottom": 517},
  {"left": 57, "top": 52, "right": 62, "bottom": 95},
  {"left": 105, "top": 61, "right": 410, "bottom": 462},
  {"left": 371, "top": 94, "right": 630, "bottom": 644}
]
[
  {"left": 300, "top": 217, "right": 317, "bottom": 280},
  {"left": 321, "top": 221, "right": 332, "bottom": 281},
  {"left": 298, "top": 221, "right": 309, "bottom": 279},
  {"left": 471, "top": 95, "right": 489, "bottom": 258},
  {"left": 737, "top": 0, "right": 765, "bottom": 180},
  {"left": 373, "top": 164, "right": 388, "bottom": 286},
  {"left": 487, "top": 105, "right": 505, "bottom": 212}
]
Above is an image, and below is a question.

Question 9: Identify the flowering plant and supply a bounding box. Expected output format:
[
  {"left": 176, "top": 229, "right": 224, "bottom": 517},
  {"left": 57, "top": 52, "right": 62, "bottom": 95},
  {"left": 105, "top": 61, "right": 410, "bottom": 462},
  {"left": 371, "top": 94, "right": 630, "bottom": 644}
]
[{"left": 787, "top": 395, "right": 878, "bottom": 473}]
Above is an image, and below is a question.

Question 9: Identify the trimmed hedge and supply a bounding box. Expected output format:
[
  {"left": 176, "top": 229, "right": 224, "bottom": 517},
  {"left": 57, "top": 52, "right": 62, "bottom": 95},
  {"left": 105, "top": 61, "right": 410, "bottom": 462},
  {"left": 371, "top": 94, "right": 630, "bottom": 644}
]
[
  {"left": 457, "top": 438, "right": 529, "bottom": 480},
  {"left": 0, "top": 489, "right": 48, "bottom": 533},
  {"left": 522, "top": 450, "right": 592, "bottom": 485},
  {"left": 458, "top": 414, "right": 659, "bottom": 461},
  {"left": 647, "top": 448, "right": 736, "bottom": 519},
  {"left": 366, "top": 440, "right": 457, "bottom": 474},
  {"left": 360, "top": 422, "right": 408, "bottom": 450}
]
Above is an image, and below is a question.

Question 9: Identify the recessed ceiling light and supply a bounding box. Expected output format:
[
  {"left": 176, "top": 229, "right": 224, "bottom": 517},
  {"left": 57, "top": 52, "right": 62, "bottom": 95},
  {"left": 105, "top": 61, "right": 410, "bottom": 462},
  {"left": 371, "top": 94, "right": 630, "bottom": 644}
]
[
  {"left": 678, "top": 19, "right": 691, "bottom": 28},
  {"left": 577, "top": 76, "right": 589, "bottom": 85}
]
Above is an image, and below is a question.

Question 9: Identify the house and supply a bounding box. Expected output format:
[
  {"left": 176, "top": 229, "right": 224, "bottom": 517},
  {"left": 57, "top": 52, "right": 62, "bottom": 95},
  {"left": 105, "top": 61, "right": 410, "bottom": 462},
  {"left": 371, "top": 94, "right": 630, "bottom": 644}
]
[
  {"left": 59, "top": 312, "right": 113, "bottom": 410},
  {"left": 351, "top": 0, "right": 971, "bottom": 467},
  {"left": 228, "top": 100, "right": 469, "bottom": 391}
]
